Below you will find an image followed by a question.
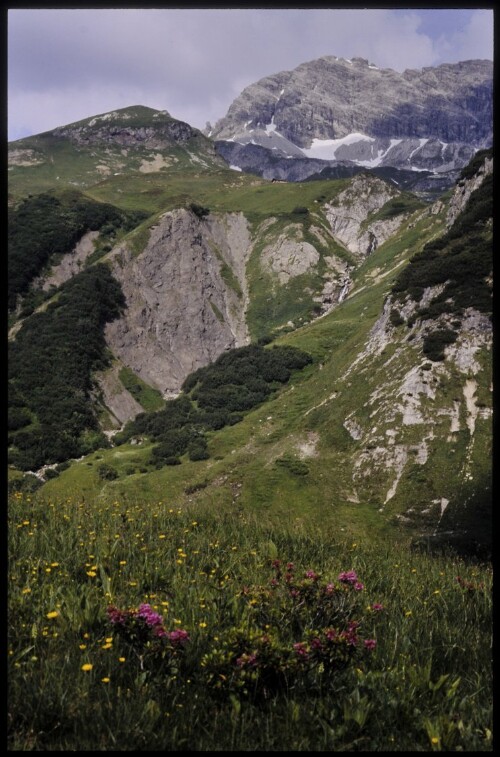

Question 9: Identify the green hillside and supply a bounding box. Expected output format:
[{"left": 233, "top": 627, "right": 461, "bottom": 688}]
[{"left": 7, "top": 110, "right": 492, "bottom": 752}]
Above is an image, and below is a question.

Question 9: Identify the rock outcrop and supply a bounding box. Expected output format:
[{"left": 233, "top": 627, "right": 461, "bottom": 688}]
[
  {"left": 210, "top": 57, "right": 492, "bottom": 186},
  {"left": 323, "top": 173, "right": 404, "bottom": 256},
  {"left": 105, "top": 209, "right": 252, "bottom": 396},
  {"left": 211, "top": 57, "right": 492, "bottom": 148},
  {"left": 446, "top": 153, "right": 493, "bottom": 228}
]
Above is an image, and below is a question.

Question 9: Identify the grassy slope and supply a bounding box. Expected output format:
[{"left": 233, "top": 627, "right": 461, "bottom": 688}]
[
  {"left": 10, "top": 122, "right": 491, "bottom": 549},
  {"left": 41, "top": 204, "right": 451, "bottom": 544}
]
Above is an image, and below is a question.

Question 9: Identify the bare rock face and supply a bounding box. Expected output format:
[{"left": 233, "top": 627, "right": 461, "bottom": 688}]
[
  {"left": 446, "top": 154, "right": 493, "bottom": 228},
  {"left": 323, "top": 173, "right": 402, "bottom": 256},
  {"left": 94, "top": 363, "right": 144, "bottom": 427},
  {"left": 105, "top": 209, "right": 252, "bottom": 395},
  {"left": 210, "top": 57, "right": 491, "bottom": 183},
  {"left": 261, "top": 225, "right": 320, "bottom": 284},
  {"left": 38, "top": 231, "right": 100, "bottom": 291},
  {"left": 211, "top": 57, "right": 492, "bottom": 148}
]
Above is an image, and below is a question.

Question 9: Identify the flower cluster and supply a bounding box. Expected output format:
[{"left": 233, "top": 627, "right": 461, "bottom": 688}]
[
  {"left": 200, "top": 562, "right": 382, "bottom": 701},
  {"left": 338, "top": 570, "right": 365, "bottom": 591},
  {"left": 244, "top": 560, "right": 368, "bottom": 635},
  {"left": 106, "top": 603, "right": 190, "bottom": 670}
]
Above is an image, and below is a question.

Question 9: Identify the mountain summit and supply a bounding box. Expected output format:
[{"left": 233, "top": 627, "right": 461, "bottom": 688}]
[{"left": 210, "top": 56, "right": 492, "bottom": 186}]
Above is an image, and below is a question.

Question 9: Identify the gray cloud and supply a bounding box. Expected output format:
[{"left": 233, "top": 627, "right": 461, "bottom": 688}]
[{"left": 8, "top": 8, "right": 493, "bottom": 141}]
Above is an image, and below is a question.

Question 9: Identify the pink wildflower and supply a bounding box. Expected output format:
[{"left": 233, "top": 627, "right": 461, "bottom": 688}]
[
  {"left": 137, "top": 603, "right": 164, "bottom": 627},
  {"left": 354, "top": 581, "right": 364, "bottom": 591},
  {"left": 338, "top": 570, "right": 358, "bottom": 584},
  {"left": 236, "top": 653, "right": 257, "bottom": 667},
  {"left": 293, "top": 642, "right": 309, "bottom": 658},
  {"left": 153, "top": 625, "right": 167, "bottom": 638},
  {"left": 371, "top": 603, "right": 384, "bottom": 612},
  {"left": 168, "top": 629, "right": 190, "bottom": 645},
  {"left": 305, "top": 569, "right": 319, "bottom": 581},
  {"left": 107, "top": 606, "right": 128, "bottom": 625},
  {"left": 364, "top": 639, "right": 377, "bottom": 650}
]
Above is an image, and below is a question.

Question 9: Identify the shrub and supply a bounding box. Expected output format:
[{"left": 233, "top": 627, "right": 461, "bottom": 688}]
[
  {"left": 276, "top": 457, "right": 309, "bottom": 476},
  {"left": 422, "top": 329, "right": 458, "bottom": 362},
  {"left": 389, "top": 309, "right": 405, "bottom": 327},
  {"left": 97, "top": 463, "right": 118, "bottom": 481},
  {"left": 188, "top": 440, "right": 210, "bottom": 461},
  {"left": 44, "top": 468, "right": 60, "bottom": 480},
  {"left": 189, "top": 202, "right": 210, "bottom": 219}
]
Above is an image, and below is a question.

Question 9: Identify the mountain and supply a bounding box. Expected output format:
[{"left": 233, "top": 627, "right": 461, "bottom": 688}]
[
  {"left": 7, "top": 104, "right": 492, "bottom": 556},
  {"left": 8, "top": 105, "right": 226, "bottom": 203},
  {"left": 209, "top": 57, "right": 492, "bottom": 194}
]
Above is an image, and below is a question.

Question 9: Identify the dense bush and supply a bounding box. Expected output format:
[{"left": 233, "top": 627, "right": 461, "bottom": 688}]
[
  {"left": 97, "top": 463, "right": 119, "bottom": 481},
  {"left": 8, "top": 264, "right": 125, "bottom": 470},
  {"left": 8, "top": 190, "right": 147, "bottom": 310},
  {"left": 118, "top": 343, "right": 313, "bottom": 467},
  {"left": 391, "top": 158, "right": 492, "bottom": 357},
  {"left": 189, "top": 202, "right": 210, "bottom": 219},
  {"left": 422, "top": 328, "right": 458, "bottom": 362}
]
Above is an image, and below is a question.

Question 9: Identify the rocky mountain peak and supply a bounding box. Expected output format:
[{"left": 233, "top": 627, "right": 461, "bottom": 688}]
[
  {"left": 210, "top": 56, "right": 492, "bottom": 187},
  {"left": 50, "top": 105, "right": 204, "bottom": 149}
]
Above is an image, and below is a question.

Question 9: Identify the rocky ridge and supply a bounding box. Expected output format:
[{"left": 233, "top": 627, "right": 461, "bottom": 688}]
[
  {"left": 211, "top": 57, "right": 492, "bottom": 147},
  {"left": 104, "top": 209, "right": 253, "bottom": 397},
  {"left": 210, "top": 57, "right": 492, "bottom": 187}
]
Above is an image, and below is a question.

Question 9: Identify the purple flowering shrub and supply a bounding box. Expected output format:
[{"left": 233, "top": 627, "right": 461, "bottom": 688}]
[
  {"left": 241, "top": 560, "right": 368, "bottom": 636},
  {"left": 106, "top": 564, "right": 382, "bottom": 702},
  {"left": 201, "top": 561, "right": 382, "bottom": 700},
  {"left": 201, "top": 627, "right": 295, "bottom": 699},
  {"left": 107, "top": 603, "right": 190, "bottom": 671}
]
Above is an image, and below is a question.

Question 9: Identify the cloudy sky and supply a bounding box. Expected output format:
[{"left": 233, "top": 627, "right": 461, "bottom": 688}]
[{"left": 8, "top": 7, "right": 494, "bottom": 142}]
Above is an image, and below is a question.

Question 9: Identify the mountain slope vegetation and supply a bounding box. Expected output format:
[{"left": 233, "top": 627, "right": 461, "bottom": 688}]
[{"left": 7, "top": 112, "right": 492, "bottom": 557}]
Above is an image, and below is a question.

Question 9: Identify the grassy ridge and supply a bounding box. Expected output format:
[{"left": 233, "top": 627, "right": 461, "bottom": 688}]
[{"left": 8, "top": 489, "right": 492, "bottom": 751}]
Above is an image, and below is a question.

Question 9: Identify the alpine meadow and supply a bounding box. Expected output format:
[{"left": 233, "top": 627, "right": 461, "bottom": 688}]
[{"left": 8, "top": 52, "right": 492, "bottom": 751}]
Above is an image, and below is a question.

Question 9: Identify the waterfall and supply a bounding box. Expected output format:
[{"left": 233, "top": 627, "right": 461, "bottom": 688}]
[{"left": 338, "top": 279, "right": 350, "bottom": 303}]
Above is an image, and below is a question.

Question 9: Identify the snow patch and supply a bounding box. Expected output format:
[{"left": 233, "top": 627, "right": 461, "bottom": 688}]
[
  {"left": 302, "top": 132, "right": 375, "bottom": 160},
  {"left": 229, "top": 164, "right": 242, "bottom": 172},
  {"left": 265, "top": 117, "right": 277, "bottom": 135}
]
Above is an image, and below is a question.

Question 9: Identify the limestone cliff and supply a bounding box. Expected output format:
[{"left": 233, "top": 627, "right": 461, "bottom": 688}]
[
  {"left": 323, "top": 173, "right": 404, "bottom": 256},
  {"left": 105, "top": 209, "right": 252, "bottom": 396}
]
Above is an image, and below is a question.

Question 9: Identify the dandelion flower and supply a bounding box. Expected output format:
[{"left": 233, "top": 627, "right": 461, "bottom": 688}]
[
  {"left": 81, "top": 663, "right": 93, "bottom": 671},
  {"left": 118, "top": 657, "right": 126, "bottom": 663},
  {"left": 79, "top": 644, "right": 87, "bottom": 650},
  {"left": 46, "top": 611, "right": 59, "bottom": 619},
  {"left": 101, "top": 677, "right": 110, "bottom": 683}
]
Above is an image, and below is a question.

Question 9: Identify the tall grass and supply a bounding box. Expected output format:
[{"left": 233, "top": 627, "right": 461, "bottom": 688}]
[{"left": 8, "top": 490, "right": 492, "bottom": 751}]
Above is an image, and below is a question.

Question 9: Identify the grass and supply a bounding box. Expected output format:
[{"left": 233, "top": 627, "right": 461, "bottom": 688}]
[
  {"left": 118, "top": 366, "right": 165, "bottom": 413},
  {"left": 8, "top": 488, "right": 492, "bottom": 751},
  {"left": 35, "top": 197, "right": 490, "bottom": 551}
]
